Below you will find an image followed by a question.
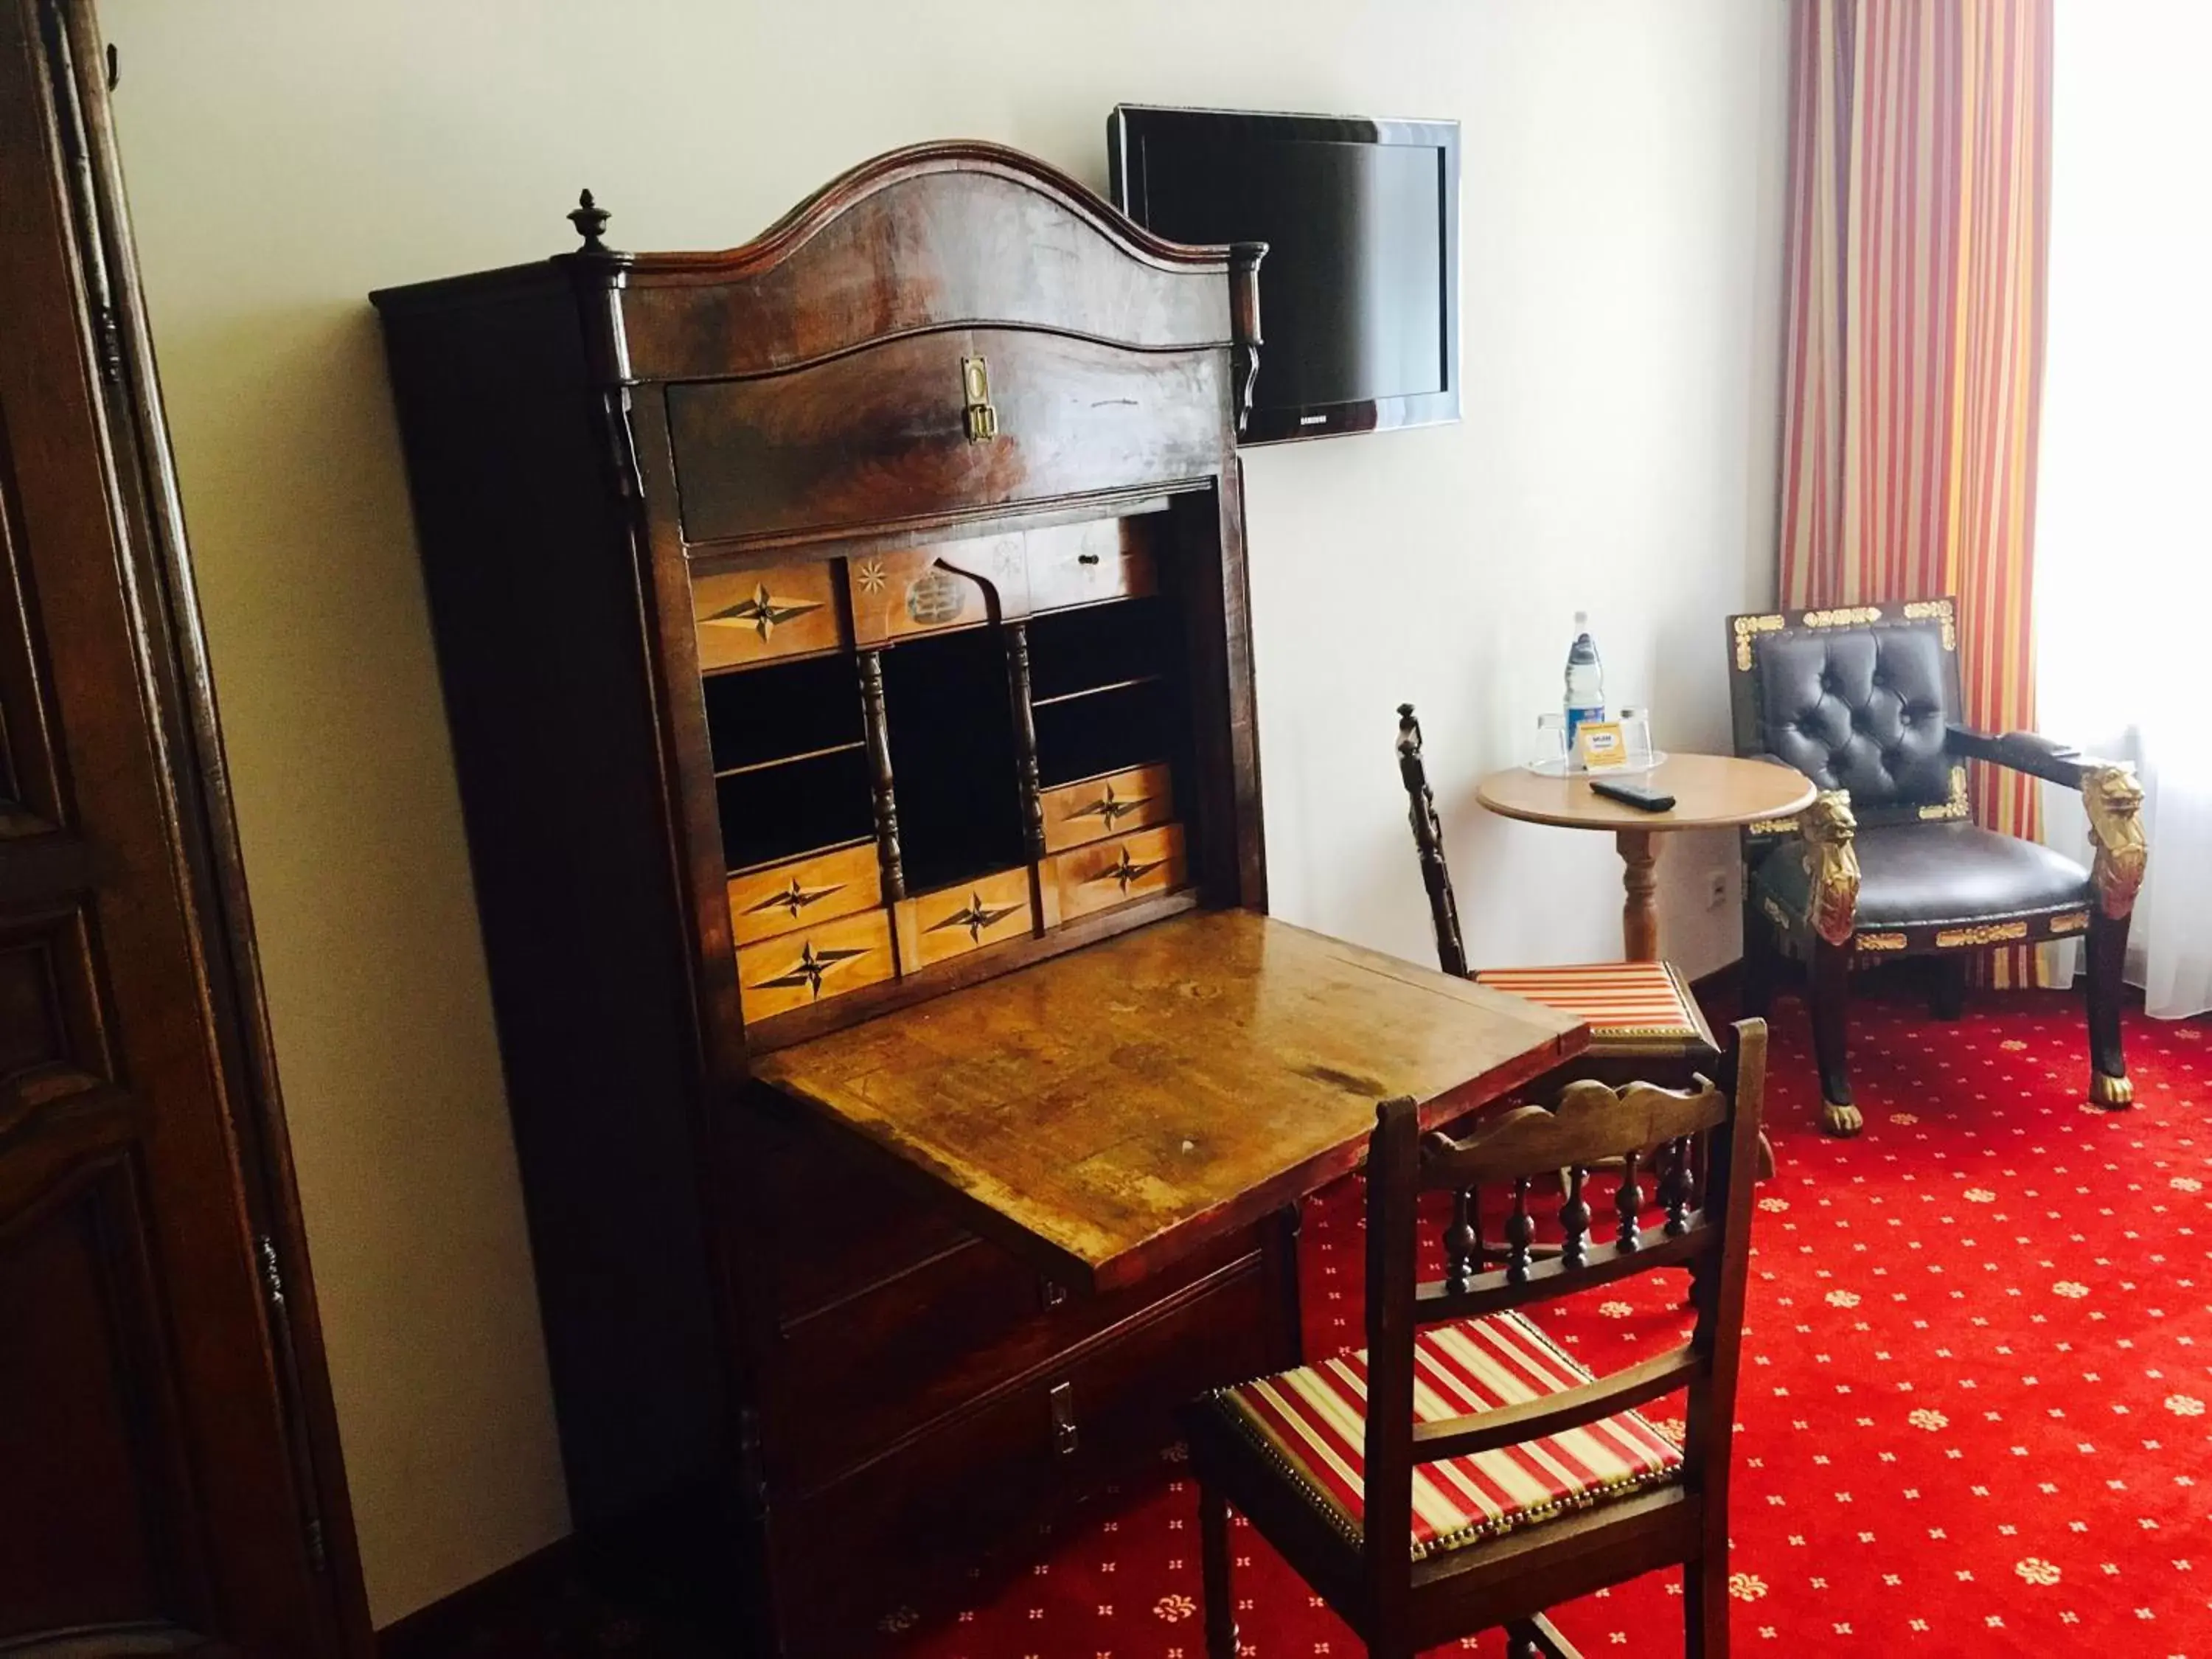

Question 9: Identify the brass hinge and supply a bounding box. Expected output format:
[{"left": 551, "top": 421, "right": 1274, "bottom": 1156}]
[
  {"left": 256, "top": 1233, "right": 286, "bottom": 1308},
  {"left": 598, "top": 386, "right": 643, "bottom": 499},
  {"left": 737, "top": 1405, "right": 770, "bottom": 1520},
  {"left": 36, "top": 0, "right": 124, "bottom": 386},
  {"left": 254, "top": 1232, "right": 330, "bottom": 1573},
  {"left": 961, "top": 355, "right": 998, "bottom": 442},
  {"left": 1048, "top": 1380, "right": 1077, "bottom": 1457}
]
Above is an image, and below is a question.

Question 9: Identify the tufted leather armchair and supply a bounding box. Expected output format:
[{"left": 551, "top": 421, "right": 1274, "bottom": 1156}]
[{"left": 1726, "top": 600, "right": 2146, "bottom": 1135}]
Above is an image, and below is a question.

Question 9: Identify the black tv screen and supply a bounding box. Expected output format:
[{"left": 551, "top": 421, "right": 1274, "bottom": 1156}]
[{"left": 1109, "top": 105, "right": 1460, "bottom": 444}]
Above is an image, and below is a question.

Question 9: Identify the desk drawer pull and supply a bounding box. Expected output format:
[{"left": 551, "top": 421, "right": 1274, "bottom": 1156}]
[
  {"left": 1040, "top": 1278, "right": 1069, "bottom": 1310},
  {"left": 1048, "top": 1380, "right": 1078, "bottom": 1456}
]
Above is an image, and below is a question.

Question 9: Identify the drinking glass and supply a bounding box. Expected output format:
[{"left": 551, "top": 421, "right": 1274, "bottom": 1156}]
[
  {"left": 1617, "top": 706, "right": 1653, "bottom": 770},
  {"left": 1530, "top": 712, "right": 1570, "bottom": 773}
]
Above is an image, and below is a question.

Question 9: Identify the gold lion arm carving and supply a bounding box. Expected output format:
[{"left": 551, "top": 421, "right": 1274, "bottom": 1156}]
[
  {"left": 1798, "top": 790, "right": 1860, "bottom": 946},
  {"left": 2082, "top": 764, "right": 2146, "bottom": 919}
]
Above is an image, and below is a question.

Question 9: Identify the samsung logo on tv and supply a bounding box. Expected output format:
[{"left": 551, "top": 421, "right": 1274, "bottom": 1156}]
[{"left": 1300, "top": 413, "right": 1328, "bottom": 426}]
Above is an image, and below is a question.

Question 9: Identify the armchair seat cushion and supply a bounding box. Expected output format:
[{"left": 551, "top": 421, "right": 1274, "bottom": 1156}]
[
  {"left": 1755, "top": 820, "right": 2091, "bottom": 931},
  {"left": 1195, "top": 1309, "right": 1683, "bottom": 1562}
]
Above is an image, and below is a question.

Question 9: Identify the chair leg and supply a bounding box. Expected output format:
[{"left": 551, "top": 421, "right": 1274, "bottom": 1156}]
[
  {"left": 1811, "top": 937, "right": 1860, "bottom": 1135},
  {"left": 1927, "top": 953, "right": 1967, "bottom": 1021},
  {"left": 1739, "top": 895, "right": 1777, "bottom": 1019},
  {"left": 1684, "top": 1555, "right": 1731, "bottom": 1657},
  {"left": 2085, "top": 905, "right": 2133, "bottom": 1108},
  {"left": 1507, "top": 1613, "right": 1582, "bottom": 1658},
  {"left": 1198, "top": 1482, "right": 1237, "bottom": 1659}
]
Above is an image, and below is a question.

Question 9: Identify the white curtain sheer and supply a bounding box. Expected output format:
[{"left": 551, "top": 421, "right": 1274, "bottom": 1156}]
[{"left": 2037, "top": 4, "right": 2212, "bottom": 1018}]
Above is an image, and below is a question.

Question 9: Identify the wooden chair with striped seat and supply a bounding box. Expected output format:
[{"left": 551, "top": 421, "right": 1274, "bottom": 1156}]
[
  {"left": 1181, "top": 1018, "right": 1768, "bottom": 1658},
  {"left": 1395, "top": 703, "right": 1720, "bottom": 1087}
]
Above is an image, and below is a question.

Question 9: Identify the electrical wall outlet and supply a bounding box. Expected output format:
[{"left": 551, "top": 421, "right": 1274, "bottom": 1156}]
[{"left": 1705, "top": 867, "right": 1731, "bottom": 911}]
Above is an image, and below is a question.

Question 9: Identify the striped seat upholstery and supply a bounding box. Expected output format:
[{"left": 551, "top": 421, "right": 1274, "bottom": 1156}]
[
  {"left": 1473, "top": 960, "right": 1713, "bottom": 1057},
  {"left": 1201, "top": 1310, "right": 1683, "bottom": 1562}
]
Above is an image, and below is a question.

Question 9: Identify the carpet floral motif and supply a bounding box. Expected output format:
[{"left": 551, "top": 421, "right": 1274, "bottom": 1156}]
[{"left": 896, "top": 990, "right": 2211, "bottom": 1656}]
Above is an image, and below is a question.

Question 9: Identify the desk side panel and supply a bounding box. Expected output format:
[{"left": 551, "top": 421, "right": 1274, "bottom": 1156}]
[{"left": 374, "top": 280, "right": 727, "bottom": 1526}]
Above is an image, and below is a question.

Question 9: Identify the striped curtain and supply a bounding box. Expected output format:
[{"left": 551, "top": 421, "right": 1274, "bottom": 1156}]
[{"left": 1778, "top": 0, "right": 2054, "bottom": 986}]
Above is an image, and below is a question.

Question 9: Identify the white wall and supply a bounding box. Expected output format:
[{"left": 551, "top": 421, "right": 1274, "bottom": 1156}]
[{"left": 100, "top": 0, "right": 1787, "bottom": 1624}]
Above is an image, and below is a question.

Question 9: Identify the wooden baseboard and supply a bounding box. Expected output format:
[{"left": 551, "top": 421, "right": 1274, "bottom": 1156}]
[{"left": 375, "top": 1533, "right": 583, "bottom": 1658}]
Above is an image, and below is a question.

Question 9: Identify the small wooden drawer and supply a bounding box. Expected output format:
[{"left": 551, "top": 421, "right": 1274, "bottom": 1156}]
[
  {"left": 894, "top": 866, "right": 1034, "bottom": 971},
  {"left": 771, "top": 1225, "right": 1262, "bottom": 1492},
  {"left": 1040, "top": 763, "right": 1174, "bottom": 854},
  {"left": 693, "top": 560, "right": 844, "bottom": 672},
  {"left": 768, "top": 1249, "right": 1273, "bottom": 1656},
  {"left": 848, "top": 537, "right": 1026, "bottom": 646},
  {"left": 1026, "top": 516, "right": 1160, "bottom": 614},
  {"left": 1043, "top": 823, "right": 1186, "bottom": 926},
  {"left": 737, "top": 907, "right": 895, "bottom": 1024},
  {"left": 727, "top": 842, "right": 882, "bottom": 950}
]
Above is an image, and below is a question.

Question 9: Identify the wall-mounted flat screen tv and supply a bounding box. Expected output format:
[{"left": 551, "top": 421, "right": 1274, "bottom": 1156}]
[{"left": 1108, "top": 104, "right": 1460, "bottom": 445}]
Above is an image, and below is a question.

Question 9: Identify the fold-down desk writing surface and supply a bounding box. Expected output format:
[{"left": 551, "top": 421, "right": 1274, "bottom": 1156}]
[{"left": 751, "top": 908, "right": 1588, "bottom": 1293}]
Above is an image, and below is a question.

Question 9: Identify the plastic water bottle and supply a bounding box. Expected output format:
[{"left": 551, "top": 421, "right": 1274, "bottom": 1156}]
[{"left": 1564, "top": 612, "right": 1604, "bottom": 747}]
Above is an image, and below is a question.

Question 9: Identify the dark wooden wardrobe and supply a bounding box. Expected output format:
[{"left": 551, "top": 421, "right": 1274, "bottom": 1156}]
[
  {"left": 372, "top": 144, "right": 1274, "bottom": 1652},
  {"left": 0, "top": 0, "right": 368, "bottom": 1652}
]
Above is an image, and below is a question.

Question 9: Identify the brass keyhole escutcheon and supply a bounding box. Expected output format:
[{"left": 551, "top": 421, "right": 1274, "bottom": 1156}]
[{"left": 961, "top": 355, "right": 998, "bottom": 442}]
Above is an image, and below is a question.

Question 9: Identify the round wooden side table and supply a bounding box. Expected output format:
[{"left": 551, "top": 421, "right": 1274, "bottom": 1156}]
[{"left": 1475, "top": 754, "right": 1818, "bottom": 961}]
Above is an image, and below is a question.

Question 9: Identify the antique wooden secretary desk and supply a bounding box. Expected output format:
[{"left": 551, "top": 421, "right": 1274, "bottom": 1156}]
[{"left": 373, "top": 143, "right": 1582, "bottom": 1652}]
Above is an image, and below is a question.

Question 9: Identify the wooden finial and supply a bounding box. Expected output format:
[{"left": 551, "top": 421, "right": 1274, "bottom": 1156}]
[{"left": 568, "top": 188, "right": 611, "bottom": 252}]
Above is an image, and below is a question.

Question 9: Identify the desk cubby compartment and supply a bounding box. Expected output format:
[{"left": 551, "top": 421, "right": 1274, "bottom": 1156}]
[
  {"left": 1026, "top": 596, "right": 1181, "bottom": 789},
  {"left": 707, "top": 654, "right": 873, "bottom": 874},
  {"left": 715, "top": 748, "right": 874, "bottom": 876},
  {"left": 1025, "top": 594, "right": 1170, "bottom": 703},
  {"left": 880, "top": 629, "right": 1025, "bottom": 895},
  {"left": 1033, "top": 677, "right": 1176, "bottom": 791},
  {"left": 703, "top": 653, "right": 863, "bottom": 773}
]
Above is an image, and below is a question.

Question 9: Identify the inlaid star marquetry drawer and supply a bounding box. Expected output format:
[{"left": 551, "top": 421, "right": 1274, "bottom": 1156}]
[
  {"left": 727, "top": 841, "right": 883, "bottom": 950},
  {"left": 694, "top": 560, "right": 844, "bottom": 672},
  {"left": 737, "top": 907, "right": 896, "bottom": 1024},
  {"left": 894, "top": 867, "right": 1035, "bottom": 972},
  {"left": 1040, "top": 764, "right": 1174, "bottom": 854},
  {"left": 846, "top": 538, "right": 1021, "bottom": 647},
  {"left": 1042, "top": 822, "right": 1186, "bottom": 926}
]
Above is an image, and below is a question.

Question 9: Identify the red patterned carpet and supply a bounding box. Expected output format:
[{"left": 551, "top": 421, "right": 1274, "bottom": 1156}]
[{"left": 894, "top": 987, "right": 2212, "bottom": 1658}]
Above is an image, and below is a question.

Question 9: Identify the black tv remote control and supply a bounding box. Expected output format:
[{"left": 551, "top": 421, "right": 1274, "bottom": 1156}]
[{"left": 1590, "top": 778, "right": 1676, "bottom": 812}]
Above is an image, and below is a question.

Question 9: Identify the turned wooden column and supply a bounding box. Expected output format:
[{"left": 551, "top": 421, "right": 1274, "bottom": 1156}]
[{"left": 1616, "top": 827, "right": 1660, "bottom": 961}]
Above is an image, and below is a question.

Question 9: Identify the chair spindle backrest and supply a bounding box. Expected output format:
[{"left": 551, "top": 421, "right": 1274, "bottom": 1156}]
[
  {"left": 1395, "top": 703, "right": 1468, "bottom": 978},
  {"left": 1360, "top": 1018, "right": 1769, "bottom": 1598}
]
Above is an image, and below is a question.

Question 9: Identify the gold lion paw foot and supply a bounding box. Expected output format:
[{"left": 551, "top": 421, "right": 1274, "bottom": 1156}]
[
  {"left": 2090, "top": 1071, "right": 2134, "bottom": 1110},
  {"left": 1821, "top": 1102, "right": 1863, "bottom": 1137}
]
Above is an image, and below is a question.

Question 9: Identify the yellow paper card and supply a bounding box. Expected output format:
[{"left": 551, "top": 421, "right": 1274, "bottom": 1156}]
[{"left": 1578, "top": 722, "right": 1627, "bottom": 769}]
